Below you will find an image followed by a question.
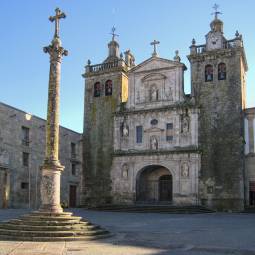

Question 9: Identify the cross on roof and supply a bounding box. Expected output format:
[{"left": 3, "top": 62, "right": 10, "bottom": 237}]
[
  {"left": 110, "top": 26, "right": 119, "bottom": 41},
  {"left": 49, "top": 8, "right": 66, "bottom": 38},
  {"left": 150, "top": 40, "right": 160, "bottom": 57},
  {"left": 211, "top": 3, "right": 222, "bottom": 19}
]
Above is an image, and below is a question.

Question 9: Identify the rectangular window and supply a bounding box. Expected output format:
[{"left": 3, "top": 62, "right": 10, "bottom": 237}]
[
  {"left": 21, "top": 182, "right": 29, "bottom": 189},
  {"left": 166, "top": 135, "right": 173, "bottom": 141},
  {"left": 22, "top": 152, "right": 29, "bottom": 167},
  {"left": 71, "top": 163, "right": 76, "bottom": 176},
  {"left": 136, "top": 126, "right": 143, "bottom": 143},
  {"left": 166, "top": 123, "right": 174, "bottom": 142},
  {"left": 71, "top": 143, "right": 76, "bottom": 158},
  {"left": 166, "top": 123, "right": 173, "bottom": 130},
  {"left": 22, "top": 126, "right": 29, "bottom": 146}
]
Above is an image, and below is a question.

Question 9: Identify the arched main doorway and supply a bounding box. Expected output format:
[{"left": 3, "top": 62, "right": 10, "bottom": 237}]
[{"left": 136, "top": 165, "right": 173, "bottom": 203}]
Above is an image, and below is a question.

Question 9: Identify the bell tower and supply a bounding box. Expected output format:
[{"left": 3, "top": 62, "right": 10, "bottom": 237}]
[
  {"left": 188, "top": 6, "right": 248, "bottom": 211},
  {"left": 82, "top": 28, "right": 131, "bottom": 206}
]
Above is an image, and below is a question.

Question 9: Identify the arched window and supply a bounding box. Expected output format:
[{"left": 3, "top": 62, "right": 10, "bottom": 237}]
[
  {"left": 94, "top": 82, "right": 101, "bottom": 97},
  {"left": 105, "top": 80, "right": 113, "bottom": 96},
  {"left": 205, "top": 65, "right": 213, "bottom": 82},
  {"left": 218, "top": 63, "right": 226, "bottom": 80}
]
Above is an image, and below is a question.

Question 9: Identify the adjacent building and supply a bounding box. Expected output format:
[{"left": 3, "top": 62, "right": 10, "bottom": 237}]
[{"left": 0, "top": 102, "right": 82, "bottom": 209}]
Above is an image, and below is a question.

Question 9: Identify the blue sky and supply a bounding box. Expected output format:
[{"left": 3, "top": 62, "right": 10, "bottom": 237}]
[{"left": 0, "top": 1, "right": 254, "bottom": 133}]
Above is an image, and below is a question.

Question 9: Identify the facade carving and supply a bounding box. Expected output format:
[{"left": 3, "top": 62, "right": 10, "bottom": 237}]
[{"left": 83, "top": 12, "right": 255, "bottom": 211}]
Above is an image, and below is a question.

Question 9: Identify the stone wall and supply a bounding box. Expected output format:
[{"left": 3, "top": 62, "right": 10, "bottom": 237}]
[
  {"left": 82, "top": 65, "right": 128, "bottom": 206},
  {"left": 244, "top": 108, "right": 255, "bottom": 206},
  {"left": 188, "top": 46, "right": 247, "bottom": 211},
  {"left": 0, "top": 102, "right": 82, "bottom": 209}
]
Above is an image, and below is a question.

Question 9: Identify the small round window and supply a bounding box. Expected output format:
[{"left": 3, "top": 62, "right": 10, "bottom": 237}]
[{"left": 151, "top": 119, "right": 158, "bottom": 125}]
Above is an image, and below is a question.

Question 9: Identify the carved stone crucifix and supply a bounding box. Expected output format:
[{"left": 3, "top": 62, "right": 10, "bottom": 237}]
[
  {"left": 49, "top": 7, "right": 66, "bottom": 38},
  {"left": 150, "top": 40, "right": 160, "bottom": 57}
]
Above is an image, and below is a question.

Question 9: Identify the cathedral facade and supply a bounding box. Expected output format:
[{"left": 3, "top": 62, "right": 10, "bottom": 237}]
[{"left": 82, "top": 14, "right": 255, "bottom": 211}]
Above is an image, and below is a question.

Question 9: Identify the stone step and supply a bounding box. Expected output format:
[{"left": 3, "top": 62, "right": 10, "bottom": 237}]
[
  {"left": 0, "top": 211, "right": 111, "bottom": 242},
  {"left": 0, "top": 232, "right": 112, "bottom": 242},
  {"left": 0, "top": 228, "right": 109, "bottom": 238},
  {"left": 20, "top": 215, "right": 82, "bottom": 221},
  {"left": 0, "top": 223, "right": 99, "bottom": 232},
  {"left": 30, "top": 211, "right": 73, "bottom": 217},
  {"left": 243, "top": 207, "right": 255, "bottom": 213},
  {"left": 91, "top": 205, "right": 214, "bottom": 214},
  {"left": 8, "top": 219, "right": 86, "bottom": 226}
]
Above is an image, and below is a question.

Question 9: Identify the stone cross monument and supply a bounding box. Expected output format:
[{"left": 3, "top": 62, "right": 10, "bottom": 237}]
[
  {"left": 0, "top": 8, "right": 109, "bottom": 241},
  {"left": 40, "top": 7, "right": 68, "bottom": 213}
]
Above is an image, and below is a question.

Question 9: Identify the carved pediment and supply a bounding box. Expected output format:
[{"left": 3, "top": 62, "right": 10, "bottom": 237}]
[
  {"left": 142, "top": 73, "right": 167, "bottom": 82},
  {"left": 131, "top": 57, "right": 185, "bottom": 73}
]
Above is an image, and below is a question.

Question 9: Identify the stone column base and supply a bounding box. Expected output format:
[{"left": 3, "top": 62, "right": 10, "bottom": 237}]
[{"left": 39, "top": 161, "right": 64, "bottom": 213}]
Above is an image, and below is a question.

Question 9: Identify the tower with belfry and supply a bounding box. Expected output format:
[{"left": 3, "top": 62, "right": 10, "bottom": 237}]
[{"left": 82, "top": 28, "right": 134, "bottom": 205}]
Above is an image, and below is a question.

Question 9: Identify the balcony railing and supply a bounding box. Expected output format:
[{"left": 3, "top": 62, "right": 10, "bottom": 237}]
[
  {"left": 190, "top": 38, "right": 242, "bottom": 55},
  {"left": 195, "top": 44, "right": 206, "bottom": 54},
  {"left": 86, "top": 59, "right": 127, "bottom": 73}
]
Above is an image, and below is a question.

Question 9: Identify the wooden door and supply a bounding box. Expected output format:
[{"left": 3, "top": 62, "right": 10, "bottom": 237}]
[
  {"left": 250, "top": 182, "right": 255, "bottom": 206},
  {"left": 159, "top": 175, "right": 172, "bottom": 202},
  {"left": 69, "top": 185, "right": 77, "bottom": 208}
]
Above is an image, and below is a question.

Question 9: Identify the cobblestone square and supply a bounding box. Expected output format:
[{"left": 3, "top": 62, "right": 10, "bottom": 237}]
[{"left": 0, "top": 209, "right": 255, "bottom": 255}]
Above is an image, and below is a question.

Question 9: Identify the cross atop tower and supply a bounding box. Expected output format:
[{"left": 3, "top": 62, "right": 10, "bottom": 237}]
[
  {"left": 49, "top": 8, "right": 66, "bottom": 38},
  {"left": 150, "top": 40, "right": 160, "bottom": 57},
  {"left": 110, "top": 26, "right": 119, "bottom": 41},
  {"left": 211, "top": 3, "right": 222, "bottom": 19}
]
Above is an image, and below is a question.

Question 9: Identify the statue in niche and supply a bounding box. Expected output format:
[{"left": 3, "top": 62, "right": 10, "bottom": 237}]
[
  {"left": 150, "top": 136, "right": 158, "bottom": 150},
  {"left": 181, "top": 162, "right": 189, "bottom": 177},
  {"left": 122, "top": 164, "right": 129, "bottom": 179},
  {"left": 120, "top": 121, "right": 129, "bottom": 137},
  {"left": 136, "top": 90, "right": 140, "bottom": 103},
  {"left": 150, "top": 85, "right": 158, "bottom": 101},
  {"left": 181, "top": 110, "right": 190, "bottom": 134},
  {"left": 166, "top": 87, "right": 173, "bottom": 100},
  {"left": 123, "top": 123, "right": 129, "bottom": 137}
]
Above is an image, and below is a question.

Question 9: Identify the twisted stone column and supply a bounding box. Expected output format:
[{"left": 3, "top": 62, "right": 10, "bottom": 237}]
[{"left": 40, "top": 8, "right": 68, "bottom": 213}]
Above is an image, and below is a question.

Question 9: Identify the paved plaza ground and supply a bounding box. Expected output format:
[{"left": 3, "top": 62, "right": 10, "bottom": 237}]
[{"left": 0, "top": 209, "right": 254, "bottom": 255}]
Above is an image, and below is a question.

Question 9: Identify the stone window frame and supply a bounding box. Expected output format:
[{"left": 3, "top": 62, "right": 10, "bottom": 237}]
[
  {"left": 218, "top": 62, "right": 227, "bottom": 80},
  {"left": 94, "top": 81, "right": 101, "bottom": 97},
  {"left": 166, "top": 123, "right": 174, "bottom": 142},
  {"left": 71, "top": 142, "right": 76, "bottom": 159},
  {"left": 21, "top": 182, "right": 29, "bottom": 189},
  {"left": 21, "top": 126, "right": 30, "bottom": 146},
  {"left": 22, "top": 152, "right": 29, "bottom": 167},
  {"left": 71, "top": 163, "right": 76, "bottom": 176},
  {"left": 205, "top": 64, "right": 213, "bottom": 82},
  {"left": 136, "top": 125, "right": 143, "bottom": 143},
  {"left": 105, "top": 80, "right": 113, "bottom": 96}
]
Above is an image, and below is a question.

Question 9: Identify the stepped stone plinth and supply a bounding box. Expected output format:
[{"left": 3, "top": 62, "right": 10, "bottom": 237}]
[{"left": 0, "top": 211, "right": 110, "bottom": 241}]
